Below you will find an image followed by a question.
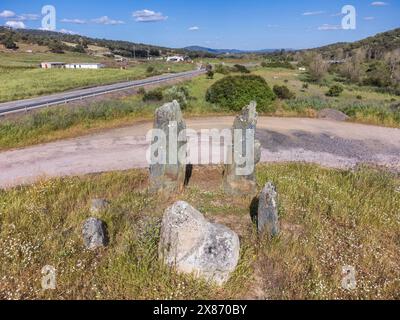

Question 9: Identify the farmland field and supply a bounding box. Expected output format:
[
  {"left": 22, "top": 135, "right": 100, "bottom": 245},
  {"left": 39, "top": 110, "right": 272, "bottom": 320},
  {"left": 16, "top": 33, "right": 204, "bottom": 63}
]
[{"left": 0, "top": 51, "right": 194, "bottom": 102}]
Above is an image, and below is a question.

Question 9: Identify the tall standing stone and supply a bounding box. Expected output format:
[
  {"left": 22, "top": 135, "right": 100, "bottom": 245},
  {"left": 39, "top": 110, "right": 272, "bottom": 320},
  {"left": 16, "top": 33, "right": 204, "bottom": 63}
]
[
  {"left": 82, "top": 217, "right": 109, "bottom": 250},
  {"left": 149, "top": 100, "right": 187, "bottom": 194},
  {"left": 223, "top": 101, "right": 261, "bottom": 195},
  {"left": 258, "top": 182, "right": 279, "bottom": 236}
]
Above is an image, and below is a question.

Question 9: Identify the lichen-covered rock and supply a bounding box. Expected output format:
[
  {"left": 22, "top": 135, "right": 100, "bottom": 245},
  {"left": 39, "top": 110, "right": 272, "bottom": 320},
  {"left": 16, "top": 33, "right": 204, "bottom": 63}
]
[
  {"left": 258, "top": 182, "right": 279, "bottom": 236},
  {"left": 223, "top": 101, "right": 261, "bottom": 195},
  {"left": 149, "top": 100, "right": 187, "bottom": 194},
  {"left": 82, "top": 217, "right": 108, "bottom": 250},
  {"left": 159, "top": 201, "right": 240, "bottom": 285}
]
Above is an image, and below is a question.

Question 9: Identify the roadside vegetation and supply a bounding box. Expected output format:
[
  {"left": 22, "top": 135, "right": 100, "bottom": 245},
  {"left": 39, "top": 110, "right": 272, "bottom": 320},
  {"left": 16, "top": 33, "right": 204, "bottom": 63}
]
[
  {"left": 0, "top": 164, "right": 398, "bottom": 300},
  {"left": 1, "top": 65, "right": 399, "bottom": 151}
]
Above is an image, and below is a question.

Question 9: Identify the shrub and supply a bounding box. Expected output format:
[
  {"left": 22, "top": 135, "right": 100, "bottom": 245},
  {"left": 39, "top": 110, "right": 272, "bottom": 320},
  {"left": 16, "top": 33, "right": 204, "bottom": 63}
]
[
  {"left": 263, "top": 61, "right": 294, "bottom": 69},
  {"left": 2, "top": 36, "right": 18, "bottom": 50},
  {"left": 302, "top": 83, "right": 309, "bottom": 89},
  {"left": 273, "top": 85, "right": 296, "bottom": 100},
  {"left": 356, "top": 95, "right": 363, "bottom": 100},
  {"left": 206, "top": 70, "right": 214, "bottom": 79},
  {"left": 214, "top": 64, "right": 231, "bottom": 75},
  {"left": 143, "top": 89, "right": 163, "bottom": 102},
  {"left": 137, "top": 88, "right": 146, "bottom": 95},
  {"left": 72, "top": 44, "right": 86, "bottom": 53},
  {"left": 233, "top": 64, "right": 250, "bottom": 73},
  {"left": 205, "top": 75, "right": 276, "bottom": 112},
  {"left": 164, "top": 86, "right": 190, "bottom": 109},
  {"left": 146, "top": 66, "right": 155, "bottom": 74},
  {"left": 326, "top": 85, "right": 344, "bottom": 97}
]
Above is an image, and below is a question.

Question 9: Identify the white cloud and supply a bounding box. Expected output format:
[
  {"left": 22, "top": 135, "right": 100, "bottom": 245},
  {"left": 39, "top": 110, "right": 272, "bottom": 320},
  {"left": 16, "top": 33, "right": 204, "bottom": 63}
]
[
  {"left": 59, "top": 28, "right": 78, "bottom": 35},
  {"left": 0, "top": 10, "right": 15, "bottom": 18},
  {"left": 5, "top": 20, "right": 25, "bottom": 29},
  {"left": 302, "top": 11, "right": 325, "bottom": 16},
  {"left": 61, "top": 18, "right": 87, "bottom": 24},
  {"left": 331, "top": 12, "right": 345, "bottom": 17},
  {"left": 267, "top": 24, "right": 280, "bottom": 28},
  {"left": 371, "top": 2, "right": 389, "bottom": 6},
  {"left": 364, "top": 16, "right": 375, "bottom": 20},
  {"left": 92, "top": 16, "right": 125, "bottom": 25},
  {"left": 17, "top": 13, "right": 40, "bottom": 21},
  {"left": 188, "top": 26, "right": 199, "bottom": 31},
  {"left": 133, "top": 9, "right": 168, "bottom": 22},
  {"left": 318, "top": 24, "right": 343, "bottom": 31}
]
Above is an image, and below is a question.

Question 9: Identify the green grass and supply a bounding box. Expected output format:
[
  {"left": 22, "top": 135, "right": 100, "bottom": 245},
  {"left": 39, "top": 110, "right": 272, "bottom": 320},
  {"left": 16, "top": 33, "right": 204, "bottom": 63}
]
[
  {"left": 0, "top": 164, "right": 398, "bottom": 299},
  {"left": 0, "top": 51, "right": 193, "bottom": 102}
]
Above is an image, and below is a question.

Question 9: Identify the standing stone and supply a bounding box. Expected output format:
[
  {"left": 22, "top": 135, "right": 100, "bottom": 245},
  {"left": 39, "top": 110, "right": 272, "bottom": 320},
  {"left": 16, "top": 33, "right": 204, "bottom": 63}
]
[
  {"left": 258, "top": 182, "right": 279, "bottom": 236},
  {"left": 223, "top": 101, "right": 261, "bottom": 195},
  {"left": 82, "top": 218, "right": 109, "bottom": 250},
  {"left": 149, "top": 100, "right": 187, "bottom": 194},
  {"left": 159, "top": 201, "right": 240, "bottom": 285}
]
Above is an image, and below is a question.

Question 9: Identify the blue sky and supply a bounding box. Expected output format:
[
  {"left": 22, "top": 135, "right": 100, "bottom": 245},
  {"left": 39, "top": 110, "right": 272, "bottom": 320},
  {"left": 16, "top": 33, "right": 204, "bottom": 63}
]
[{"left": 1, "top": 1, "right": 399, "bottom": 49}]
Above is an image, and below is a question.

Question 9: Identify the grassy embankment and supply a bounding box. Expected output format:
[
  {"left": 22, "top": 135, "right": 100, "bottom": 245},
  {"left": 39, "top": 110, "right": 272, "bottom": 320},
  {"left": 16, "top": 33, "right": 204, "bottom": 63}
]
[
  {"left": 0, "top": 66, "right": 399, "bottom": 151},
  {"left": 0, "top": 163, "right": 399, "bottom": 300}
]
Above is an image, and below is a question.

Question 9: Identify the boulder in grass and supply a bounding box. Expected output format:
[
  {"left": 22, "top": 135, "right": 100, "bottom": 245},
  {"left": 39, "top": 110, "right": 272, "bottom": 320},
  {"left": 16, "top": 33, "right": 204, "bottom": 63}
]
[{"left": 159, "top": 201, "right": 240, "bottom": 285}]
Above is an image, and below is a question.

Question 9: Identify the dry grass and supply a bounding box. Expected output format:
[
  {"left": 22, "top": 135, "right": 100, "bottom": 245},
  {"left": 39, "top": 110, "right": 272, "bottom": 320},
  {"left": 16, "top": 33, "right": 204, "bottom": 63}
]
[{"left": 0, "top": 163, "right": 398, "bottom": 300}]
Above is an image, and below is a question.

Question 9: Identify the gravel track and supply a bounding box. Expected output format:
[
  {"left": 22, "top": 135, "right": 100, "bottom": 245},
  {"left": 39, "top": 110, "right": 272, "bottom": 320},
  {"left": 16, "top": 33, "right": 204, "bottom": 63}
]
[{"left": 0, "top": 117, "right": 399, "bottom": 188}]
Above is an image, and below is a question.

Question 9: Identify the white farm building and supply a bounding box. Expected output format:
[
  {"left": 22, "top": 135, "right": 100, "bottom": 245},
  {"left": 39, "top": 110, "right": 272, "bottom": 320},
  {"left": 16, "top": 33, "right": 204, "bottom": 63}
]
[
  {"left": 65, "top": 63, "right": 105, "bottom": 69},
  {"left": 40, "top": 62, "right": 105, "bottom": 69},
  {"left": 166, "top": 56, "right": 185, "bottom": 62}
]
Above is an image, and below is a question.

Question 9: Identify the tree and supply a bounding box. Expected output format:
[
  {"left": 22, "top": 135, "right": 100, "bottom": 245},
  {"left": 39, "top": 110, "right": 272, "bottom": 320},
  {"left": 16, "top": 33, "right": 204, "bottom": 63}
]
[
  {"left": 384, "top": 49, "right": 400, "bottom": 85},
  {"left": 339, "top": 49, "right": 365, "bottom": 83},
  {"left": 48, "top": 41, "right": 65, "bottom": 54},
  {"left": 72, "top": 44, "right": 86, "bottom": 53},
  {"left": 2, "top": 36, "right": 18, "bottom": 50},
  {"left": 326, "top": 85, "right": 344, "bottom": 97},
  {"left": 273, "top": 85, "right": 296, "bottom": 99},
  {"left": 308, "top": 53, "right": 328, "bottom": 82}
]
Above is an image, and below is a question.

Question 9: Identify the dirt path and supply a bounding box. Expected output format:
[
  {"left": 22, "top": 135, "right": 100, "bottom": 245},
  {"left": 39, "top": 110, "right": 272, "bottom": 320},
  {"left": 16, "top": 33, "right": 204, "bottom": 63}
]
[{"left": 1, "top": 117, "right": 399, "bottom": 188}]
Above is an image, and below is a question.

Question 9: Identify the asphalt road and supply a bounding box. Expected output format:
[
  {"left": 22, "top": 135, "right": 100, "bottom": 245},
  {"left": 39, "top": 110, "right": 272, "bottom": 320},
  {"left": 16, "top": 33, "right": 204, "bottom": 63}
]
[
  {"left": 1, "top": 117, "right": 399, "bottom": 189},
  {"left": 0, "top": 69, "right": 206, "bottom": 116}
]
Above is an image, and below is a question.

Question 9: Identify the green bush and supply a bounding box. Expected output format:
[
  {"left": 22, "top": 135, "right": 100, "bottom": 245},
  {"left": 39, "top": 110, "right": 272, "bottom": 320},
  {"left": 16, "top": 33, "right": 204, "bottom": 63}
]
[
  {"left": 326, "top": 85, "right": 344, "bottom": 97},
  {"left": 205, "top": 75, "right": 276, "bottom": 112},
  {"left": 273, "top": 85, "right": 296, "bottom": 100},
  {"left": 206, "top": 70, "right": 214, "bottom": 79},
  {"left": 146, "top": 66, "right": 155, "bottom": 74},
  {"left": 233, "top": 64, "right": 250, "bottom": 74},
  {"left": 163, "top": 86, "right": 190, "bottom": 109},
  {"left": 263, "top": 61, "right": 294, "bottom": 69},
  {"left": 214, "top": 64, "right": 231, "bottom": 75},
  {"left": 143, "top": 89, "right": 163, "bottom": 102},
  {"left": 137, "top": 87, "right": 146, "bottom": 95}
]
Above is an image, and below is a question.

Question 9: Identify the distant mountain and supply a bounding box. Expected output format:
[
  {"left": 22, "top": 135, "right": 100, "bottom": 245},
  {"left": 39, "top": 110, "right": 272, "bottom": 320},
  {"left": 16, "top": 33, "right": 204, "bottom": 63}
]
[{"left": 183, "top": 46, "right": 286, "bottom": 55}]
